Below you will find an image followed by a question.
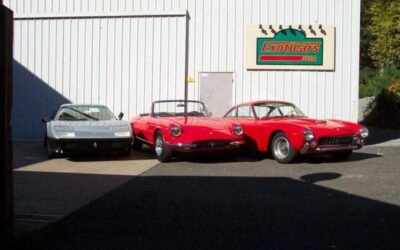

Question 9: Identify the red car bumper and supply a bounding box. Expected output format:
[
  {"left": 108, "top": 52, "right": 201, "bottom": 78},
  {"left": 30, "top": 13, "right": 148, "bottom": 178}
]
[
  {"left": 299, "top": 135, "right": 364, "bottom": 155},
  {"left": 166, "top": 140, "right": 245, "bottom": 152}
]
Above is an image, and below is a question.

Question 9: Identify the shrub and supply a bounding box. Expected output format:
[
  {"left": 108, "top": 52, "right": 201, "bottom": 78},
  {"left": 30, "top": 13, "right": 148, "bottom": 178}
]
[
  {"left": 359, "top": 65, "right": 400, "bottom": 98},
  {"left": 363, "top": 79, "right": 400, "bottom": 129},
  {"left": 359, "top": 67, "right": 376, "bottom": 86},
  {"left": 388, "top": 79, "right": 400, "bottom": 95}
]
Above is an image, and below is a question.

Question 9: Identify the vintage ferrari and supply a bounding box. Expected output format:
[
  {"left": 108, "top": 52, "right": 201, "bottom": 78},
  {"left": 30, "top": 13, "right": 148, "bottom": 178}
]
[
  {"left": 42, "top": 104, "right": 132, "bottom": 158},
  {"left": 131, "top": 100, "right": 245, "bottom": 162},
  {"left": 224, "top": 101, "right": 369, "bottom": 163}
]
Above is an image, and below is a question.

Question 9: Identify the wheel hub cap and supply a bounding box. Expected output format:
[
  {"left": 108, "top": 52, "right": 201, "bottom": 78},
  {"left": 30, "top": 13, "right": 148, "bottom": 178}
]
[
  {"left": 155, "top": 136, "right": 163, "bottom": 156},
  {"left": 274, "top": 137, "right": 290, "bottom": 159}
]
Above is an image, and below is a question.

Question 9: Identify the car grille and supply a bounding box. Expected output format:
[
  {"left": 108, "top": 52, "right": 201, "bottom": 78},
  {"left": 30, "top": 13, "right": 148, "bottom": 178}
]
[
  {"left": 56, "top": 140, "right": 130, "bottom": 152},
  {"left": 194, "top": 140, "right": 231, "bottom": 148},
  {"left": 318, "top": 136, "right": 354, "bottom": 145}
]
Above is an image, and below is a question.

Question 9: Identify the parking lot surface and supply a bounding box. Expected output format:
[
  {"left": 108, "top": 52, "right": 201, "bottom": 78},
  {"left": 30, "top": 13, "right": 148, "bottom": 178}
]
[
  {"left": 13, "top": 142, "right": 159, "bottom": 236},
  {"left": 12, "top": 132, "right": 400, "bottom": 249}
]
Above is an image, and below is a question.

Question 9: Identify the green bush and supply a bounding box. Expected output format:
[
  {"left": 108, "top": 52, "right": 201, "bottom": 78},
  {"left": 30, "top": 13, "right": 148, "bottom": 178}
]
[
  {"left": 359, "top": 65, "right": 400, "bottom": 98},
  {"left": 362, "top": 79, "right": 400, "bottom": 129},
  {"left": 359, "top": 67, "right": 377, "bottom": 86}
]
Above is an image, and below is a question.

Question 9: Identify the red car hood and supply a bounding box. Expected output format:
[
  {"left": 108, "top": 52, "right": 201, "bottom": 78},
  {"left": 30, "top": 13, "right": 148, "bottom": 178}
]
[
  {"left": 163, "top": 116, "right": 231, "bottom": 131},
  {"left": 266, "top": 118, "right": 359, "bottom": 136}
]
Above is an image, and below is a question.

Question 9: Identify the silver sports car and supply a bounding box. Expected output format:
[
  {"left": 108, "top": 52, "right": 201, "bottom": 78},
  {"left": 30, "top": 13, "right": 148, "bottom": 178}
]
[{"left": 42, "top": 104, "right": 132, "bottom": 158}]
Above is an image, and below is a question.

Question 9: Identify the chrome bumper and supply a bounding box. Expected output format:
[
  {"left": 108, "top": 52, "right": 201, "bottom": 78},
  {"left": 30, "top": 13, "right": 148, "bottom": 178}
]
[
  {"left": 300, "top": 138, "right": 364, "bottom": 154},
  {"left": 47, "top": 138, "right": 132, "bottom": 154},
  {"left": 166, "top": 140, "right": 244, "bottom": 151},
  {"left": 314, "top": 144, "right": 362, "bottom": 152}
]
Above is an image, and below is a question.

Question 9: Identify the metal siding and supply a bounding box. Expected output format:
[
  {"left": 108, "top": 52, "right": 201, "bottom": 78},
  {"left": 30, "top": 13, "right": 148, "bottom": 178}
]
[
  {"left": 351, "top": 0, "right": 361, "bottom": 121},
  {"left": 234, "top": 0, "right": 244, "bottom": 104},
  {"left": 194, "top": 0, "right": 204, "bottom": 100},
  {"left": 335, "top": 0, "right": 344, "bottom": 119},
  {"left": 202, "top": 0, "right": 211, "bottom": 72},
  {"left": 7, "top": 0, "right": 360, "bottom": 140},
  {"left": 11, "top": 13, "right": 187, "bottom": 140},
  {"left": 186, "top": 0, "right": 196, "bottom": 100},
  {"left": 250, "top": 0, "right": 260, "bottom": 101}
]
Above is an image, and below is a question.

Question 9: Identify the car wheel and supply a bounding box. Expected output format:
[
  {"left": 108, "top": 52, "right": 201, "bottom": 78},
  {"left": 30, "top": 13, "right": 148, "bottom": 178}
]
[
  {"left": 271, "top": 132, "right": 297, "bottom": 163},
  {"left": 46, "top": 143, "right": 56, "bottom": 159},
  {"left": 154, "top": 131, "right": 172, "bottom": 162},
  {"left": 120, "top": 148, "right": 131, "bottom": 157},
  {"left": 132, "top": 137, "right": 143, "bottom": 151},
  {"left": 331, "top": 150, "right": 353, "bottom": 161}
]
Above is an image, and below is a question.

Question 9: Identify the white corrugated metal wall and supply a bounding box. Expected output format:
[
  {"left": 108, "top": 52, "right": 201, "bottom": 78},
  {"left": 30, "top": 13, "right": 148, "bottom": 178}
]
[{"left": 5, "top": 0, "right": 360, "bottom": 140}]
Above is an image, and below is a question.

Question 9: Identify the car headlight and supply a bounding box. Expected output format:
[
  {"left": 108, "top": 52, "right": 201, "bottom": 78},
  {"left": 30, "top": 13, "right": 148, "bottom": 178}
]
[
  {"left": 303, "top": 128, "right": 314, "bottom": 141},
  {"left": 233, "top": 124, "right": 243, "bottom": 136},
  {"left": 57, "top": 132, "right": 75, "bottom": 138},
  {"left": 114, "top": 131, "right": 131, "bottom": 137},
  {"left": 170, "top": 124, "right": 182, "bottom": 137},
  {"left": 359, "top": 127, "right": 369, "bottom": 138}
]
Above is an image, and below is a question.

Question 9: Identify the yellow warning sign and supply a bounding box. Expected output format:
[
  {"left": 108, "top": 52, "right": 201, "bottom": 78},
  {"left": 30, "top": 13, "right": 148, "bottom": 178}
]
[{"left": 186, "top": 76, "right": 196, "bottom": 83}]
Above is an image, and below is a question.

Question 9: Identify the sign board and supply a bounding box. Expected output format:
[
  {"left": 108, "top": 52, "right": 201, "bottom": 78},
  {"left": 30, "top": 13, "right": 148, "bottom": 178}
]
[{"left": 246, "top": 25, "right": 335, "bottom": 70}]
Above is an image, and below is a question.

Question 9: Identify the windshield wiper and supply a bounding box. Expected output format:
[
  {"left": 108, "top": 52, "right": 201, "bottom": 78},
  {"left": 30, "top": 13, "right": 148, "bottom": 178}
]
[{"left": 64, "top": 107, "right": 99, "bottom": 121}]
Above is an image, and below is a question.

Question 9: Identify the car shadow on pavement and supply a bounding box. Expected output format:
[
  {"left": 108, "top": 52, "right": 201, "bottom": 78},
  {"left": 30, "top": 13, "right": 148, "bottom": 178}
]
[
  {"left": 180, "top": 150, "right": 382, "bottom": 165},
  {"left": 66, "top": 146, "right": 156, "bottom": 162},
  {"left": 298, "top": 151, "right": 382, "bottom": 164},
  {"left": 364, "top": 126, "right": 400, "bottom": 146},
  {"left": 13, "top": 141, "right": 157, "bottom": 167},
  {"left": 13, "top": 173, "right": 400, "bottom": 249},
  {"left": 177, "top": 151, "right": 264, "bottom": 164}
]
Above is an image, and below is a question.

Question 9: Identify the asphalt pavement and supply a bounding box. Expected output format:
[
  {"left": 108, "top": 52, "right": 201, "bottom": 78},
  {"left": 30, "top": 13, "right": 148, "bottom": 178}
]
[{"left": 10, "top": 127, "right": 400, "bottom": 249}]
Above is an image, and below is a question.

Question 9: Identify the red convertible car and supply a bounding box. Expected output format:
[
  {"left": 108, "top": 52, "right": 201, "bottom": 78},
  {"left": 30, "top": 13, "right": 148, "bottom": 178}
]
[
  {"left": 224, "top": 101, "right": 369, "bottom": 163},
  {"left": 131, "top": 100, "right": 245, "bottom": 162}
]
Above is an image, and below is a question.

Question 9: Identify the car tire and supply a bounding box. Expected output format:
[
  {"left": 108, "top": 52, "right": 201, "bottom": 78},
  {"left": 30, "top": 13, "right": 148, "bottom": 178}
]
[
  {"left": 154, "top": 131, "right": 172, "bottom": 163},
  {"left": 132, "top": 137, "right": 143, "bottom": 151},
  {"left": 46, "top": 143, "right": 56, "bottom": 159},
  {"left": 271, "top": 132, "right": 297, "bottom": 164},
  {"left": 331, "top": 150, "right": 353, "bottom": 161}
]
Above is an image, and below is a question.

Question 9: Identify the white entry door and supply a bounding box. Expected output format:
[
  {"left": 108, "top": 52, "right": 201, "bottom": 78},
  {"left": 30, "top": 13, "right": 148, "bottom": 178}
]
[{"left": 199, "top": 72, "right": 233, "bottom": 117}]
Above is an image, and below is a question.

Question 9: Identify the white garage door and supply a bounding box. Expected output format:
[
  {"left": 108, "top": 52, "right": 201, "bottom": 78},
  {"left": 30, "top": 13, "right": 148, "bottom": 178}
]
[{"left": 13, "top": 12, "right": 187, "bottom": 140}]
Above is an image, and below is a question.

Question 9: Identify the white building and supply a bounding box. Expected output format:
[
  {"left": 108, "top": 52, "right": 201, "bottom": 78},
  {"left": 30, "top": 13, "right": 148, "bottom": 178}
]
[{"left": 4, "top": 0, "right": 361, "bottom": 140}]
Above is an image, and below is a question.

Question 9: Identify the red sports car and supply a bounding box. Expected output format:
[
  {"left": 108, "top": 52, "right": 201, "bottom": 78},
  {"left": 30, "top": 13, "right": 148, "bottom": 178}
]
[
  {"left": 131, "top": 100, "right": 245, "bottom": 162},
  {"left": 224, "top": 100, "right": 369, "bottom": 163}
]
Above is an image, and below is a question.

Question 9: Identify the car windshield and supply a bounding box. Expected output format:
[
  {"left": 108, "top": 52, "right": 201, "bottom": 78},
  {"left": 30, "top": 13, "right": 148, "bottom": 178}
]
[
  {"left": 152, "top": 100, "right": 210, "bottom": 117},
  {"left": 56, "top": 105, "right": 116, "bottom": 121},
  {"left": 253, "top": 102, "right": 306, "bottom": 119}
]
